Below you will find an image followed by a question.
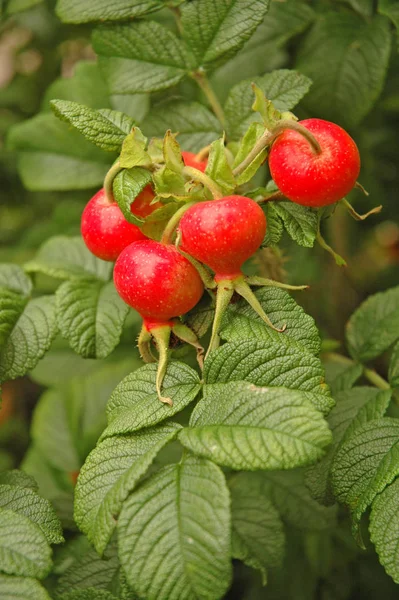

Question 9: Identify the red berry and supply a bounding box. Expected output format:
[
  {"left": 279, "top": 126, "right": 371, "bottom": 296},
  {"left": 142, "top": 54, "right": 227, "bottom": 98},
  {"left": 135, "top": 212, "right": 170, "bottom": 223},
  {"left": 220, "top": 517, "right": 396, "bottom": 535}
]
[
  {"left": 268, "top": 118, "right": 361, "bottom": 207},
  {"left": 113, "top": 240, "right": 204, "bottom": 321},
  {"left": 182, "top": 151, "right": 207, "bottom": 173},
  {"left": 81, "top": 188, "right": 147, "bottom": 261},
  {"left": 179, "top": 195, "right": 267, "bottom": 280}
]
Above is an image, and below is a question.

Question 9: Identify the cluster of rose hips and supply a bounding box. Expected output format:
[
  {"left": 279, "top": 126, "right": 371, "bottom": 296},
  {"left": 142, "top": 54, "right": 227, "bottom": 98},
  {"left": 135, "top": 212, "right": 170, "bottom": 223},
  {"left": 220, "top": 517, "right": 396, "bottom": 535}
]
[{"left": 81, "top": 119, "right": 361, "bottom": 403}]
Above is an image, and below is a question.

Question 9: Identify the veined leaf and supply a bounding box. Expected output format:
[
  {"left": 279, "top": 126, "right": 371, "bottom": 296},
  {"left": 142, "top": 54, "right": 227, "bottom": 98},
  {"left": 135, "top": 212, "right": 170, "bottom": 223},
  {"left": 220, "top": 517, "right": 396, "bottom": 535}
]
[
  {"left": 179, "top": 382, "right": 332, "bottom": 470},
  {"left": 51, "top": 100, "right": 134, "bottom": 152},
  {"left": 225, "top": 69, "right": 312, "bottom": 139},
  {"left": 25, "top": 237, "right": 112, "bottom": 282},
  {"left": 58, "top": 590, "right": 118, "bottom": 600},
  {"left": 331, "top": 418, "right": 399, "bottom": 533},
  {"left": 270, "top": 201, "right": 318, "bottom": 248},
  {"left": 57, "top": 0, "right": 164, "bottom": 23},
  {"left": 0, "top": 296, "right": 57, "bottom": 383},
  {"left": 0, "top": 508, "right": 52, "bottom": 578},
  {"left": 113, "top": 166, "right": 152, "bottom": 225},
  {"left": 143, "top": 102, "right": 221, "bottom": 152},
  {"left": 93, "top": 22, "right": 190, "bottom": 94},
  {"left": 346, "top": 285, "right": 399, "bottom": 362},
  {"left": 229, "top": 471, "right": 285, "bottom": 581},
  {"left": 102, "top": 362, "right": 201, "bottom": 439},
  {"left": 118, "top": 455, "right": 232, "bottom": 600},
  {"left": 221, "top": 286, "right": 321, "bottom": 356},
  {"left": 370, "top": 477, "right": 399, "bottom": 584},
  {"left": 181, "top": 0, "right": 270, "bottom": 70},
  {"left": 204, "top": 339, "right": 330, "bottom": 397},
  {"left": 75, "top": 423, "right": 181, "bottom": 555},
  {"left": 0, "top": 470, "right": 38, "bottom": 490},
  {"left": 0, "top": 264, "right": 32, "bottom": 296},
  {"left": 296, "top": 13, "right": 391, "bottom": 126},
  {"left": 0, "top": 484, "right": 63, "bottom": 544},
  {"left": 306, "top": 387, "right": 391, "bottom": 505},
  {"left": 323, "top": 357, "right": 363, "bottom": 396},
  {"left": 56, "top": 279, "right": 128, "bottom": 359},
  {"left": 0, "top": 575, "right": 51, "bottom": 600}
]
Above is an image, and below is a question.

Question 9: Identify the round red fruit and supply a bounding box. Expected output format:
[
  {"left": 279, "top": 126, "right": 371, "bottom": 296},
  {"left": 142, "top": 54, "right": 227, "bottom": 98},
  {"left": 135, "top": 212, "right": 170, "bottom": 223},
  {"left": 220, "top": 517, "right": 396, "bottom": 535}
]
[
  {"left": 113, "top": 240, "right": 204, "bottom": 321},
  {"left": 81, "top": 188, "right": 147, "bottom": 262},
  {"left": 182, "top": 151, "right": 207, "bottom": 173},
  {"left": 268, "top": 118, "right": 360, "bottom": 207},
  {"left": 179, "top": 195, "right": 266, "bottom": 279}
]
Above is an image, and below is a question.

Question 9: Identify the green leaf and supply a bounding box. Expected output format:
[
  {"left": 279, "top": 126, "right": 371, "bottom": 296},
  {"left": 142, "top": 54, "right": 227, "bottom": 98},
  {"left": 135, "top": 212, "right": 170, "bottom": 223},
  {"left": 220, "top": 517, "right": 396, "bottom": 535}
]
[
  {"left": 232, "top": 122, "right": 267, "bottom": 186},
  {"left": 93, "top": 22, "right": 190, "bottom": 94},
  {"left": 369, "top": 477, "right": 399, "bottom": 583},
  {"left": 221, "top": 286, "right": 321, "bottom": 357},
  {"left": 102, "top": 362, "right": 201, "bottom": 439},
  {"left": 0, "top": 470, "right": 38, "bottom": 490},
  {"left": 58, "top": 591, "right": 118, "bottom": 600},
  {"left": 389, "top": 340, "right": 399, "bottom": 387},
  {"left": 181, "top": 0, "right": 270, "bottom": 70},
  {"left": 0, "top": 484, "right": 63, "bottom": 544},
  {"left": 56, "top": 279, "right": 128, "bottom": 359},
  {"left": 0, "top": 508, "right": 52, "bottom": 578},
  {"left": 57, "top": 0, "right": 164, "bottom": 23},
  {"left": 323, "top": 358, "right": 363, "bottom": 396},
  {"left": 118, "top": 455, "right": 232, "bottom": 600},
  {"left": 6, "top": 0, "right": 44, "bottom": 14},
  {"left": 204, "top": 339, "right": 330, "bottom": 397},
  {"left": 270, "top": 202, "right": 318, "bottom": 248},
  {"left": 0, "top": 264, "right": 32, "bottom": 296},
  {"left": 331, "top": 418, "right": 399, "bottom": 532},
  {"left": 263, "top": 203, "right": 284, "bottom": 246},
  {"left": 229, "top": 472, "right": 285, "bottom": 581},
  {"left": 205, "top": 137, "right": 235, "bottom": 194},
  {"left": 51, "top": 100, "right": 134, "bottom": 152},
  {"left": 0, "top": 289, "right": 28, "bottom": 350},
  {"left": 0, "top": 296, "right": 57, "bottom": 383},
  {"left": 119, "top": 128, "right": 150, "bottom": 169},
  {"left": 107, "top": 167, "right": 151, "bottom": 226},
  {"left": 253, "top": 0, "right": 315, "bottom": 49},
  {"left": 43, "top": 62, "right": 110, "bottom": 110},
  {"left": 143, "top": 102, "right": 221, "bottom": 152},
  {"left": 25, "top": 236, "right": 112, "bottom": 281},
  {"left": 225, "top": 70, "right": 312, "bottom": 139},
  {"left": 0, "top": 575, "right": 51, "bottom": 600},
  {"left": 8, "top": 114, "right": 110, "bottom": 191},
  {"left": 379, "top": 0, "right": 399, "bottom": 47},
  {"left": 346, "top": 285, "right": 399, "bottom": 362},
  {"left": 179, "top": 382, "right": 331, "bottom": 470},
  {"left": 306, "top": 387, "right": 391, "bottom": 505},
  {"left": 262, "top": 469, "right": 337, "bottom": 531},
  {"left": 75, "top": 423, "right": 181, "bottom": 555},
  {"left": 296, "top": 13, "right": 391, "bottom": 127},
  {"left": 56, "top": 537, "right": 119, "bottom": 595}
]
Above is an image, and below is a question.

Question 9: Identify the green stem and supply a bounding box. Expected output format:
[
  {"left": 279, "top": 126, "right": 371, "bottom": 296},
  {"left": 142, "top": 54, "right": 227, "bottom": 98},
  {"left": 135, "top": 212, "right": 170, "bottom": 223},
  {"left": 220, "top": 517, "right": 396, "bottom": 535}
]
[
  {"left": 183, "top": 166, "right": 223, "bottom": 199},
  {"left": 103, "top": 160, "right": 123, "bottom": 204},
  {"left": 233, "top": 121, "right": 322, "bottom": 178},
  {"left": 161, "top": 201, "right": 196, "bottom": 245},
  {"left": 205, "top": 281, "right": 235, "bottom": 359},
  {"left": 192, "top": 70, "right": 227, "bottom": 129},
  {"left": 178, "top": 250, "right": 217, "bottom": 289},
  {"left": 317, "top": 213, "right": 347, "bottom": 267},
  {"left": 363, "top": 368, "right": 391, "bottom": 391},
  {"left": 169, "top": 5, "right": 183, "bottom": 34},
  {"left": 195, "top": 145, "right": 211, "bottom": 162},
  {"left": 341, "top": 198, "right": 382, "bottom": 221},
  {"left": 151, "top": 326, "right": 173, "bottom": 406},
  {"left": 172, "top": 321, "right": 205, "bottom": 370},
  {"left": 138, "top": 324, "right": 157, "bottom": 363},
  {"left": 256, "top": 192, "right": 286, "bottom": 204}
]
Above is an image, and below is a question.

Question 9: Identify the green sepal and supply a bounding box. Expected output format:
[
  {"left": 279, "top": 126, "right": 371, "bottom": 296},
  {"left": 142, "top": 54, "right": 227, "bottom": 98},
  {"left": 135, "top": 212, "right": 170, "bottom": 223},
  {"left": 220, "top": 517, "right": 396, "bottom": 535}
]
[
  {"left": 163, "top": 130, "right": 184, "bottom": 173},
  {"left": 205, "top": 136, "right": 236, "bottom": 195},
  {"left": 251, "top": 83, "right": 283, "bottom": 130},
  {"left": 233, "top": 123, "right": 268, "bottom": 186},
  {"left": 119, "top": 128, "right": 151, "bottom": 169}
]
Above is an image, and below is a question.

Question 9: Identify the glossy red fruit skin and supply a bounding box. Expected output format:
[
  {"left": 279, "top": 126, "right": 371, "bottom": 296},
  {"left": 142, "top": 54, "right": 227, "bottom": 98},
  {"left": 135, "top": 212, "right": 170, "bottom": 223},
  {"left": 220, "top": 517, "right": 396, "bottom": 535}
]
[
  {"left": 182, "top": 151, "right": 207, "bottom": 173},
  {"left": 268, "top": 118, "right": 361, "bottom": 207},
  {"left": 113, "top": 240, "right": 204, "bottom": 321},
  {"left": 81, "top": 188, "right": 147, "bottom": 261},
  {"left": 179, "top": 195, "right": 267, "bottom": 279}
]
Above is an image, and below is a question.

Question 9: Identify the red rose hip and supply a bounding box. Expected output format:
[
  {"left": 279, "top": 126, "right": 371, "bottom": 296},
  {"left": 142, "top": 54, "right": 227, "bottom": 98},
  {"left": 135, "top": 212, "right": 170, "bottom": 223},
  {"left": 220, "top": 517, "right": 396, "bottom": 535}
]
[
  {"left": 81, "top": 188, "right": 148, "bottom": 262},
  {"left": 113, "top": 240, "right": 204, "bottom": 321},
  {"left": 179, "top": 195, "right": 266, "bottom": 279},
  {"left": 182, "top": 151, "right": 207, "bottom": 173},
  {"left": 268, "top": 118, "right": 361, "bottom": 207}
]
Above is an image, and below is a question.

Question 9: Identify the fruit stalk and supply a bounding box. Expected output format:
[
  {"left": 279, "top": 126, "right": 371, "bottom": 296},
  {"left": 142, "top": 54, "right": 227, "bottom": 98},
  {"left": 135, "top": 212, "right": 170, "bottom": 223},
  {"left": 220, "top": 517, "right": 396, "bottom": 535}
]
[
  {"left": 103, "top": 160, "right": 123, "bottom": 204},
  {"left": 183, "top": 166, "right": 223, "bottom": 199}
]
